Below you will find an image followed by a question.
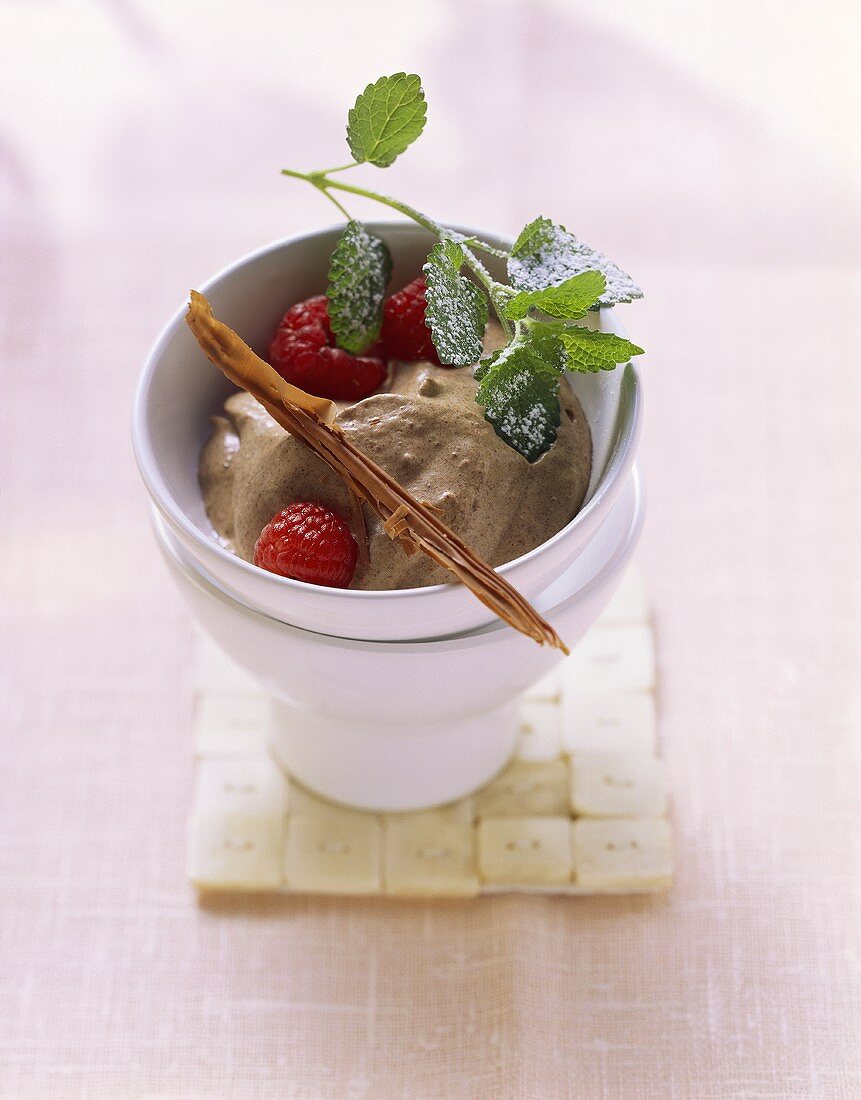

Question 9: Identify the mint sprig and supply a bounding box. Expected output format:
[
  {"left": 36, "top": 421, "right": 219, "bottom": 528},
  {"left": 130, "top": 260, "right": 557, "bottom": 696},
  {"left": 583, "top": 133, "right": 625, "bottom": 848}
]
[
  {"left": 282, "top": 74, "right": 644, "bottom": 461},
  {"left": 552, "top": 325, "right": 645, "bottom": 374},
  {"left": 423, "top": 239, "right": 489, "bottom": 365},
  {"left": 327, "top": 221, "right": 392, "bottom": 354},
  {"left": 509, "top": 217, "right": 643, "bottom": 307},
  {"left": 346, "top": 73, "right": 426, "bottom": 168},
  {"left": 503, "top": 270, "right": 607, "bottom": 321}
]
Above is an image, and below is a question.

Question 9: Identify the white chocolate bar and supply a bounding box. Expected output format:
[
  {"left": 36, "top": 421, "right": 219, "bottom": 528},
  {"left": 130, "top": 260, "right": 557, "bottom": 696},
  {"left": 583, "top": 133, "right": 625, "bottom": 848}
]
[
  {"left": 475, "top": 759, "right": 569, "bottom": 818},
  {"left": 515, "top": 700, "right": 564, "bottom": 761},
  {"left": 561, "top": 624, "right": 655, "bottom": 694},
  {"left": 193, "top": 695, "right": 272, "bottom": 757},
  {"left": 478, "top": 816, "right": 572, "bottom": 885},
  {"left": 194, "top": 756, "right": 286, "bottom": 816},
  {"left": 283, "top": 814, "right": 381, "bottom": 895},
  {"left": 188, "top": 809, "right": 283, "bottom": 890},
  {"left": 562, "top": 690, "right": 657, "bottom": 755},
  {"left": 571, "top": 817, "right": 672, "bottom": 890},
  {"left": 595, "top": 566, "right": 649, "bottom": 626},
  {"left": 570, "top": 752, "right": 667, "bottom": 818},
  {"left": 384, "top": 818, "right": 478, "bottom": 897}
]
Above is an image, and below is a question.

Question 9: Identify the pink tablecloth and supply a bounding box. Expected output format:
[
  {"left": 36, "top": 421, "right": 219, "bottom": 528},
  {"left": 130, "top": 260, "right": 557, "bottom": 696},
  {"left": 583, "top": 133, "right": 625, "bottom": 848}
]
[{"left": 1, "top": 2, "right": 858, "bottom": 1095}]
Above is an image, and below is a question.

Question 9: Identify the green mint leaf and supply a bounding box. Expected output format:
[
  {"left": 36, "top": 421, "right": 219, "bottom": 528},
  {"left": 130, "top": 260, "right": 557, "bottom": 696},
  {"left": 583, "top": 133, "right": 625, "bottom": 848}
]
[
  {"left": 475, "top": 328, "right": 565, "bottom": 462},
  {"left": 529, "top": 322, "right": 569, "bottom": 371},
  {"left": 553, "top": 324, "right": 644, "bottom": 373},
  {"left": 509, "top": 217, "right": 643, "bottom": 307},
  {"left": 503, "top": 270, "right": 606, "bottom": 321},
  {"left": 423, "top": 239, "right": 488, "bottom": 365},
  {"left": 346, "top": 73, "right": 427, "bottom": 168},
  {"left": 327, "top": 220, "right": 392, "bottom": 354}
]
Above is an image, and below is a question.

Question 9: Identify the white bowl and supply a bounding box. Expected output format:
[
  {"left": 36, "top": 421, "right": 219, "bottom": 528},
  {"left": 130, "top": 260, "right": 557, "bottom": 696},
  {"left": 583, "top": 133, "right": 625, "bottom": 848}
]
[
  {"left": 154, "top": 467, "right": 645, "bottom": 810},
  {"left": 132, "top": 223, "right": 642, "bottom": 641}
]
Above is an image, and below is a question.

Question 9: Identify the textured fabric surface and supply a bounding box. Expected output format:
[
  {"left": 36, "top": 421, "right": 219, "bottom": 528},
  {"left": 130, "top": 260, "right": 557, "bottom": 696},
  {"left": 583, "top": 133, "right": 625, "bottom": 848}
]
[{"left": 1, "top": 2, "right": 859, "bottom": 1096}]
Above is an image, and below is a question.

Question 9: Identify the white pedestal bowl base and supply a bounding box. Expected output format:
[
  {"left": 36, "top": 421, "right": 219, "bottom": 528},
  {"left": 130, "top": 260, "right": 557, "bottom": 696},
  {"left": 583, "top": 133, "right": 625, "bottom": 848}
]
[{"left": 269, "top": 700, "right": 519, "bottom": 812}]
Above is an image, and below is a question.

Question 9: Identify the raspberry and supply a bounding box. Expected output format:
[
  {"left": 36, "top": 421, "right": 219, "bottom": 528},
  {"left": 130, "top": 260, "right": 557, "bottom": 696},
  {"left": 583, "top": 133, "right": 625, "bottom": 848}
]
[
  {"left": 268, "top": 295, "right": 387, "bottom": 401},
  {"left": 253, "top": 502, "right": 358, "bottom": 589},
  {"left": 381, "top": 278, "right": 441, "bottom": 364}
]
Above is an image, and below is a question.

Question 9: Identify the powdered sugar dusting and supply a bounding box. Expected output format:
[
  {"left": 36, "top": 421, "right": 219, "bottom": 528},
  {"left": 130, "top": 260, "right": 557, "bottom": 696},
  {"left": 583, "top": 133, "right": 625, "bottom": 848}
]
[
  {"left": 327, "top": 221, "right": 392, "bottom": 353},
  {"left": 423, "top": 239, "right": 488, "bottom": 365},
  {"left": 509, "top": 218, "right": 643, "bottom": 308},
  {"left": 477, "top": 342, "right": 561, "bottom": 462}
]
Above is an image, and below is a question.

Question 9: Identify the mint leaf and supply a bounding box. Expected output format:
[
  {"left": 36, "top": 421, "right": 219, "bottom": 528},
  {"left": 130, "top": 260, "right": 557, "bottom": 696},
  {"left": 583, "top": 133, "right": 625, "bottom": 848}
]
[
  {"left": 554, "top": 324, "right": 644, "bottom": 373},
  {"left": 346, "top": 73, "right": 427, "bottom": 168},
  {"left": 475, "top": 329, "right": 565, "bottom": 462},
  {"left": 327, "top": 220, "right": 392, "bottom": 354},
  {"left": 509, "top": 217, "right": 643, "bottom": 307},
  {"left": 503, "top": 270, "right": 606, "bottom": 321},
  {"left": 423, "top": 239, "right": 488, "bottom": 365}
]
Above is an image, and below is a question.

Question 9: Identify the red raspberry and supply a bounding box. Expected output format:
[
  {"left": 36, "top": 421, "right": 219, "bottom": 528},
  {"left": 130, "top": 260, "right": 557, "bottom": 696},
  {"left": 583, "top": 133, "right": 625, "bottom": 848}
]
[
  {"left": 381, "top": 278, "right": 441, "bottom": 365},
  {"left": 253, "top": 502, "right": 358, "bottom": 589},
  {"left": 268, "top": 295, "right": 387, "bottom": 401}
]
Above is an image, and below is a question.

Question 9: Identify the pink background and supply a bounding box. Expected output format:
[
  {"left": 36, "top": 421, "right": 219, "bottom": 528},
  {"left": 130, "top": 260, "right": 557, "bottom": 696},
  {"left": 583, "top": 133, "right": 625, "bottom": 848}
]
[{"left": 1, "top": 1, "right": 858, "bottom": 1096}]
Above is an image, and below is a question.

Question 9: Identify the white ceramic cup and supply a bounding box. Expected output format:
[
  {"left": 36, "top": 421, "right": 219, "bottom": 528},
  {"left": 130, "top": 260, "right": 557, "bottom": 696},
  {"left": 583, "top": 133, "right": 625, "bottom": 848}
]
[
  {"left": 132, "top": 223, "right": 642, "bottom": 641},
  {"left": 155, "top": 468, "right": 645, "bottom": 811}
]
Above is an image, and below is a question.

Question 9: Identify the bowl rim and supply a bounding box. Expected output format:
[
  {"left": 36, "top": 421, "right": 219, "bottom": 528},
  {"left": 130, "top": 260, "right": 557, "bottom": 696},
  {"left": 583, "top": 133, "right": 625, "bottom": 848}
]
[{"left": 132, "top": 221, "right": 642, "bottom": 603}]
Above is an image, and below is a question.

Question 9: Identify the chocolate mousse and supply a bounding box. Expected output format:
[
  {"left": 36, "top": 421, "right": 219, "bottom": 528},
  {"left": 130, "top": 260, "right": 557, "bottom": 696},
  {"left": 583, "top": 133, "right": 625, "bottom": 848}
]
[{"left": 199, "top": 324, "right": 592, "bottom": 590}]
